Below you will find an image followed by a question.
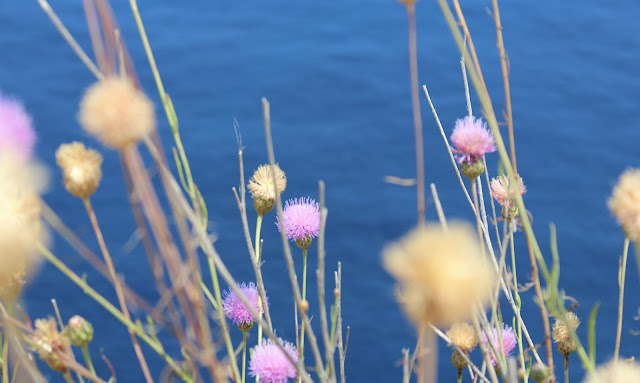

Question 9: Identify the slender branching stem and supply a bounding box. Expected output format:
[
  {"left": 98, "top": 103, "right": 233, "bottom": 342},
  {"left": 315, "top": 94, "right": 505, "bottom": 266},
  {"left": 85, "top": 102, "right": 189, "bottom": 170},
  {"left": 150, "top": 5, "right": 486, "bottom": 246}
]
[
  {"left": 81, "top": 346, "right": 96, "bottom": 377},
  {"left": 255, "top": 214, "right": 265, "bottom": 348},
  {"left": 564, "top": 354, "right": 570, "bottom": 383},
  {"left": 241, "top": 331, "right": 248, "bottom": 383},
  {"left": 82, "top": 198, "right": 154, "bottom": 383}
]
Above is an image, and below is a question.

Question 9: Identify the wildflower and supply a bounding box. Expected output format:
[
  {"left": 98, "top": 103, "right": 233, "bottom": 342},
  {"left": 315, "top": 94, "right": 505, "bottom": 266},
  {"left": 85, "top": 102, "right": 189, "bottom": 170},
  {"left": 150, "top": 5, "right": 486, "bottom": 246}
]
[
  {"left": 32, "top": 317, "right": 72, "bottom": 373},
  {"left": 65, "top": 315, "right": 94, "bottom": 347},
  {"left": 450, "top": 116, "right": 496, "bottom": 179},
  {"left": 383, "top": 222, "right": 496, "bottom": 327},
  {"left": 78, "top": 77, "right": 155, "bottom": 150},
  {"left": 249, "top": 338, "right": 299, "bottom": 383},
  {"left": 552, "top": 312, "right": 580, "bottom": 356},
  {"left": 481, "top": 325, "right": 517, "bottom": 367},
  {"left": 446, "top": 322, "right": 478, "bottom": 353},
  {"left": 222, "top": 282, "right": 264, "bottom": 332},
  {"left": 0, "top": 93, "right": 36, "bottom": 161},
  {"left": 276, "top": 197, "right": 320, "bottom": 250},
  {"left": 447, "top": 322, "right": 477, "bottom": 370},
  {"left": 530, "top": 363, "right": 551, "bottom": 383},
  {"left": 490, "top": 174, "right": 526, "bottom": 219},
  {"left": 248, "top": 164, "right": 287, "bottom": 215},
  {"left": 0, "top": 154, "right": 48, "bottom": 301},
  {"left": 583, "top": 360, "right": 640, "bottom": 383},
  {"left": 608, "top": 169, "right": 640, "bottom": 240},
  {"left": 56, "top": 142, "right": 103, "bottom": 199}
]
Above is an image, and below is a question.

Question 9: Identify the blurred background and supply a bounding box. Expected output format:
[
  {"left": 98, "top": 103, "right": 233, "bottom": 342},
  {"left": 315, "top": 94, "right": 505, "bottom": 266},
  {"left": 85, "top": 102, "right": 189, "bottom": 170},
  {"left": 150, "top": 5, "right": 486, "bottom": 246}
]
[{"left": 1, "top": 0, "right": 639, "bottom": 381}]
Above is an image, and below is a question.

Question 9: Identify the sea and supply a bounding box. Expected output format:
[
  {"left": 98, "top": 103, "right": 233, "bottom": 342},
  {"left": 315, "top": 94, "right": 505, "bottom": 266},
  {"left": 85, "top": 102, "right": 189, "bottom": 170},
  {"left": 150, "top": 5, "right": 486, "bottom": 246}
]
[{"left": 0, "top": 0, "right": 639, "bottom": 382}]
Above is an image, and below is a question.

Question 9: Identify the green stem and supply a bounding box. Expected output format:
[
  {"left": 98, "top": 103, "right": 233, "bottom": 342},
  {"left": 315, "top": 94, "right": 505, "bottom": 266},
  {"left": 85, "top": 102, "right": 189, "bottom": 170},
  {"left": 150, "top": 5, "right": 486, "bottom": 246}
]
[
  {"left": 38, "top": 244, "right": 192, "bottom": 382},
  {"left": 614, "top": 237, "right": 630, "bottom": 362},
  {"left": 300, "top": 248, "right": 308, "bottom": 368},
  {"left": 81, "top": 345, "right": 96, "bottom": 377},
  {"left": 2, "top": 303, "right": 12, "bottom": 383},
  {"left": 255, "top": 214, "right": 264, "bottom": 348},
  {"left": 510, "top": 226, "right": 527, "bottom": 382},
  {"left": 564, "top": 354, "right": 569, "bottom": 383},
  {"left": 457, "top": 368, "right": 463, "bottom": 383},
  {"left": 241, "top": 331, "right": 248, "bottom": 383},
  {"left": 63, "top": 372, "right": 76, "bottom": 383}
]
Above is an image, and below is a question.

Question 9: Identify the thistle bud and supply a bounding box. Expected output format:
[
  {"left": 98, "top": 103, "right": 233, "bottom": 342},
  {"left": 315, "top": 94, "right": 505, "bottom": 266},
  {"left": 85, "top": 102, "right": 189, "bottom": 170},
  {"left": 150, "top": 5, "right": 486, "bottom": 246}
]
[
  {"left": 460, "top": 158, "right": 485, "bottom": 180},
  {"left": 66, "top": 315, "right": 94, "bottom": 347},
  {"left": 530, "top": 363, "right": 550, "bottom": 382}
]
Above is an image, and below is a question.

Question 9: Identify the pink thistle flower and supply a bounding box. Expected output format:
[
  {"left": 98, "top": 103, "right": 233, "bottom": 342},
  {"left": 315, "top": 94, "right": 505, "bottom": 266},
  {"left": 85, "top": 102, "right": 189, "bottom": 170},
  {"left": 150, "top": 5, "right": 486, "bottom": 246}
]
[
  {"left": 0, "top": 93, "right": 36, "bottom": 161},
  {"left": 249, "top": 338, "right": 299, "bottom": 383},
  {"left": 450, "top": 116, "right": 496, "bottom": 164},
  {"left": 222, "top": 282, "right": 265, "bottom": 329},
  {"left": 490, "top": 174, "right": 526, "bottom": 207},
  {"left": 482, "top": 325, "right": 517, "bottom": 366},
  {"left": 276, "top": 197, "right": 320, "bottom": 245}
]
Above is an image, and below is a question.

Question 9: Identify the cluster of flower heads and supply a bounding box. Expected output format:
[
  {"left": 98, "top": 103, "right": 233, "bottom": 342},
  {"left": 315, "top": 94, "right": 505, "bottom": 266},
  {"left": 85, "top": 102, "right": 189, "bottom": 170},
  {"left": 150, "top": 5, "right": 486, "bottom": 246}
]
[
  {"left": 249, "top": 338, "right": 299, "bottom": 383},
  {"left": 0, "top": 92, "right": 48, "bottom": 301},
  {"left": 222, "top": 282, "right": 264, "bottom": 332},
  {"left": 31, "top": 315, "right": 94, "bottom": 374},
  {"left": 481, "top": 324, "right": 517, "bottom": 367},
  {"left": 450, "top": 115, "right": 496, "bottom": 179}
]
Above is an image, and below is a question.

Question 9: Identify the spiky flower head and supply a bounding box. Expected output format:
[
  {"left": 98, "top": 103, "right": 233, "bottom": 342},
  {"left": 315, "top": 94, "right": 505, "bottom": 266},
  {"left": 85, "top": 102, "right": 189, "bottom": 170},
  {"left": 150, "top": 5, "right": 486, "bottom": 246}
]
[
  {"left": 78, "top": 77, "right": 155, "bottom": 150},
  {"left": 490, "top": 174, "right": 527, "bottom": 218},
  {"left": 446, "top": 322, "right": 478, "bottom": 352},
  {"left": 222, "top": 282, "right": 265, "bottom": 332},
  {"left": 481, "top": 325, "right": 517, "bottom": 367},
  {"left": 552, "top": 311, "right": 580, "bottom": 356},
  {"left": 56, "top": 142, "right": 103, "bottom": 199},
  {"left": 608, "top": 169, "right": 640, "bottom": 241},
  {"left": 383, "top": 222, "right": 496, "bottom": 327},
  {"left": 248, "top": 164, "right": 287, "bottom": 215},
  {"left": 450, "top": 116, "right": 496, "bottom": 165},
  {"left": 276, "top": 197, "right": 320, "bottom": 249},
  {"left": 0, "top": 93, "right": 36, "bottom": 162},
  {"left": 65, "top": 315, "right": 94, "bottom": 347},
  {"left": 0, "top": 154, "right": 48, "bottom": 301},
  {"left": 583, "top": 360, "right": 640, "bottom": 383},
  {"left": 32, "top": 317, "right": 72, "bottom": 373},
  {"left": 249, "top": 338, "right": 299, "bottom": 383}
]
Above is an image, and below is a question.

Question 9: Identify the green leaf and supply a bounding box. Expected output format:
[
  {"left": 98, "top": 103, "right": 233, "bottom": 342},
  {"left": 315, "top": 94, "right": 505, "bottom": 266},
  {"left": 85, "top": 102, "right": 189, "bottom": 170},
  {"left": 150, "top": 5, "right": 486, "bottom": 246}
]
[{"left": 588, "top": 303, "right": 600, "bottom": 365}]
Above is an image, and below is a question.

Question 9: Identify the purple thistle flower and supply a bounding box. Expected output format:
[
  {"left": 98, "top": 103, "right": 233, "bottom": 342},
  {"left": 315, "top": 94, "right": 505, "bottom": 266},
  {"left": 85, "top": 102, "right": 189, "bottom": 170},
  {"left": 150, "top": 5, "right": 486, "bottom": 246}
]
[
  {"left": 276, "top": 197, "right": 320, "bottom": 243},
  {"left": 222, "top": 282, "right": 264, "bottom": 328},
  {"left": 0, "top": 93, "right": 35, "bottom": 161},
  {"left": 450, "top": 116, "right": 496, "bottom": 165},
  {"left": 249, "top": 338, "right": 299, "bottom": 383},
  {"left": 482, "top": 324, "right": 517, "bottom": 366}
]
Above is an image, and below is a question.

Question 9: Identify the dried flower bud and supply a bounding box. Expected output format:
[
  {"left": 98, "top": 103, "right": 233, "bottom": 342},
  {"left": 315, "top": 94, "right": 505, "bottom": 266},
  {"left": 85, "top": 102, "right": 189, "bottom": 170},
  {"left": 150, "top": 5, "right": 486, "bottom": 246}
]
[
  {"left": 65, "top": 315, "right": 94, "bottom": 347},
  {"left": 608, "top": 169, "right": 640, "bottom": 240},
  {"left": 78, "top": 77, "right": 155, "bottom": 150},
  {"left": 247, "top": 164, "right": 287, "bottom": 214},
  {"left": 32, "top": 317, "right": 72, "bottom": 373},
  {"left": 552, "top": 312, "right": 580, "bottom": 356},
  {"left": 446, "top": 322, "right": 478, "bottom": 352},
  {"left": 56, "top": 142, "right": 103, "bottom": 198}
]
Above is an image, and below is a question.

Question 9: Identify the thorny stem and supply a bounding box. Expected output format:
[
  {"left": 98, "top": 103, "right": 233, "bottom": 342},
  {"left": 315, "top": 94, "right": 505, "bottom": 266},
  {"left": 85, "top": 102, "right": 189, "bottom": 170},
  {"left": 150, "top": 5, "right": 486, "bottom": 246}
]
[
  {"left": 613, "top": 237, "right": 630, "bottom": 362},
  {"left": 82, "top": 197, "right": 154, "bottom": 383}
]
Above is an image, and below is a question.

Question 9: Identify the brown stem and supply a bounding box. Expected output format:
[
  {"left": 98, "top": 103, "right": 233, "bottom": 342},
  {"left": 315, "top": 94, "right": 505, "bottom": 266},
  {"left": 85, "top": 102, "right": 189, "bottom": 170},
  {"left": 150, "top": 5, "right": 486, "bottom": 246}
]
[
  {"left": 82, "top": 198, "right": 154, "bottom": 383},
  {"left": 526, "top": 241, "right": 554, "bottom": 375},
  {"left": 404, "top": 3, "right": 426, "bottom": 224}
]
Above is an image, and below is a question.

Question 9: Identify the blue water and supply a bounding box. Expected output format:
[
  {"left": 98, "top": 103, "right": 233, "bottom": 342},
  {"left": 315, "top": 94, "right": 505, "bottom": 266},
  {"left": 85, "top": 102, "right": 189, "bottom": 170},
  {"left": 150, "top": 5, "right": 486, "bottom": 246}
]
[{"left": 1, "top": 1, "right": 639, "bottom": 382}]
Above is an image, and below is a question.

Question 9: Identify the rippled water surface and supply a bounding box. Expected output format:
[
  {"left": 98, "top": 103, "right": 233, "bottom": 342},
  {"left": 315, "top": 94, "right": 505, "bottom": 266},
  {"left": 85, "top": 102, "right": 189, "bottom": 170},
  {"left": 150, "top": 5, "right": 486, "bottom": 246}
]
[{"left": 1, "top": 1, "right": 639, "bottom": 381}]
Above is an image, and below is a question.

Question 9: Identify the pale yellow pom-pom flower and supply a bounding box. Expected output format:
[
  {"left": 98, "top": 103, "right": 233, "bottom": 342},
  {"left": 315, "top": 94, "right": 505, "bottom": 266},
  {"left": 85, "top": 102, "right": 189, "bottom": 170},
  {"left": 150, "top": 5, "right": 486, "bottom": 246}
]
[
  {"left": 383, "top": 222, "right": 496, "bottom": 327},
  {"left": 583, "top": 360, "right": 640, "bottom": 383},
  {"left": 248, "top": 164, "right": 287, "bottom": 201},
  {"left": 32, "top": 317, "right": 72, "bottom": 373},
  {"left": 446, "top": 322, "right": 478, "bottom": 352},
  {"left": 0, "top": 154, "right": 48, "bottom": 300},
  {"left": 552, "top": 312, "right": 580, "bottom": 343},
  {"left": 56, "top": 142, "right": 103, "bottom": 198},
  {"left": 608, "top": 169, "right": 640, "bottom": 240},
  {"left": 78, "top": 77, "right": 155, "bottom": 150}
]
